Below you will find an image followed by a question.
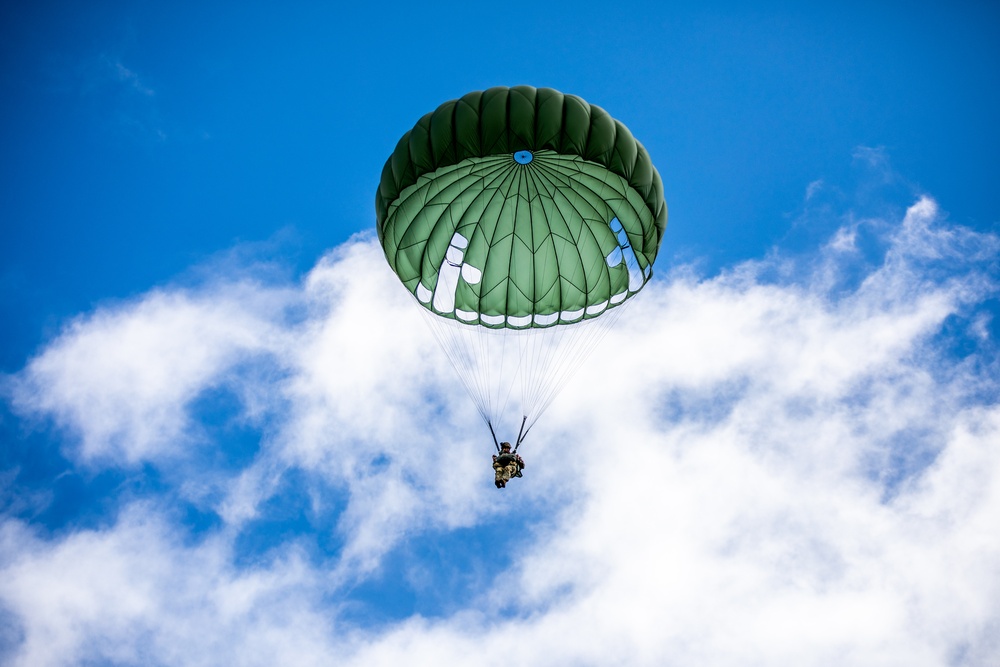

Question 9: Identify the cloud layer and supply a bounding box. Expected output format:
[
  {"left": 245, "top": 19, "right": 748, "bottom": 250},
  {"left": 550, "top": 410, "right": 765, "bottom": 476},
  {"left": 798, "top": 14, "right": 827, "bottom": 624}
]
[{"left": 3, "top": 197, "right": 999, "bottom": 666}]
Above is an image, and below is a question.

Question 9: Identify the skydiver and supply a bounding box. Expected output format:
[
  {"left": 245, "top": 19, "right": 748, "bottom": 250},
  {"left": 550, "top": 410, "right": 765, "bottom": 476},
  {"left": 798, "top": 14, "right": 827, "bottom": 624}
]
[{"left": 492, "top": 441, "right": 524, "bottom": 488}]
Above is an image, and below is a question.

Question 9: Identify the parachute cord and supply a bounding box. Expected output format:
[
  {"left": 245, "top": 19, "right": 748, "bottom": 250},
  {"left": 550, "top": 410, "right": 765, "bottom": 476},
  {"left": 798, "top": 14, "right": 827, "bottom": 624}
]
[
  {"left": 513, "top": 415, "right": 528, "bottom": 451},
  {"left": 488, "top": 420, "right": 501, "bottom": 452},
  {"left": 514, "top": 423, "right": 531, "bottom": 452},
  {"left": 530, "top": 297, "right": 634, "bottom": 429},
  {"left": 496, "top": 329, "right": 517, "bottom": 427},
  {"left": 417, "top": 305, "right": 493, "bottom": 426}
]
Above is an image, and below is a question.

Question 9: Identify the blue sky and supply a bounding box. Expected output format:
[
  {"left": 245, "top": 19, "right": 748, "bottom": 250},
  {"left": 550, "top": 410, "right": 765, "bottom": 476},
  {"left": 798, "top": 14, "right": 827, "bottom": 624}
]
[{"left": 2, "top": 2, "right": 1000, "bottom": 665}]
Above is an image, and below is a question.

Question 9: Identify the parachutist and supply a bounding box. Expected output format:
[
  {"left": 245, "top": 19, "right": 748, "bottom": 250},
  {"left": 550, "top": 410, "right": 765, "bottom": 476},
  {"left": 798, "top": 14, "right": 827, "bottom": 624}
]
[
  {"left": 376, "top": 88, "right": 666, "bottom": 479},
  {"left": 492, "top": 442, "right": 524, "bottom": 488}
]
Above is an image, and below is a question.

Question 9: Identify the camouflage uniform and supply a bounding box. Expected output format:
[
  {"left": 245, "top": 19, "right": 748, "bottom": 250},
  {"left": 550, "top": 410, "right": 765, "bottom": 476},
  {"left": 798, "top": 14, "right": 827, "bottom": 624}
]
[{"left": 492, "top": 444, "right": 523, "bottom": 488}]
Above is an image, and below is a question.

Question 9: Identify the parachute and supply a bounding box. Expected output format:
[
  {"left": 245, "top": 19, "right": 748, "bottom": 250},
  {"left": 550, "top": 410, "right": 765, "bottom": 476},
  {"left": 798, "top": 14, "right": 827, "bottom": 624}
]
[{"left": 376, "top": 86, "right": 667, "bottom": 448}]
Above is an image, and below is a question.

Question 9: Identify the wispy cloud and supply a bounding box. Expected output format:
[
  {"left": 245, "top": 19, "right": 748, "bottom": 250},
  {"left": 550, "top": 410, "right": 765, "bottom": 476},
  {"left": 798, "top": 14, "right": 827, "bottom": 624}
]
[
  {"left": 2, "top": 196, "right": 999, "bottom": 665},
  {"left": 55, "top": 53, "right": 168, "bottom": 141},
  {"left": 805, "top": 178, "right": 824, "bottom": 201},
  {"left": 109, "top": 59, "right": 155, "bottom": 97}
]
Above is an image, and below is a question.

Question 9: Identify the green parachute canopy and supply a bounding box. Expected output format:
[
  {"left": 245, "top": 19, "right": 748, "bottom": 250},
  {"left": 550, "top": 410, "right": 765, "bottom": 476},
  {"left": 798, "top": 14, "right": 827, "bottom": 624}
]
[
  {"left": 376, "top": 85, "right": 667, "bottom": 330},
  {"left": 376, "top": 86, "right": 667, "bottom": 444}
]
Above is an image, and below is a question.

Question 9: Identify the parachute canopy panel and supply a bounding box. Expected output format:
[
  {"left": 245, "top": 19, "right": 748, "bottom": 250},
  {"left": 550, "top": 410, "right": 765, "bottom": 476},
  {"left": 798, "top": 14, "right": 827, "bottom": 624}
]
[{"left": 376, "top": 85, "right": 667, "bottom": 329}]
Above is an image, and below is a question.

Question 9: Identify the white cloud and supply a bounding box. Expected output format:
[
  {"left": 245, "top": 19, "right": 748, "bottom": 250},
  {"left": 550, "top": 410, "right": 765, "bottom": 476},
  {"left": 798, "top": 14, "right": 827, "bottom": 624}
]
[
  {"left": 0, "top": 506, "right": 339, "bottom": 667},
  {"left": 8, "top": 239, "right": 497, "bottom": 574},
  {"left": 9, "top": 281, "right": 292, "bottom": 465},
  {"left": 2, "top": 198, "right": 999, "bottom": 665}
]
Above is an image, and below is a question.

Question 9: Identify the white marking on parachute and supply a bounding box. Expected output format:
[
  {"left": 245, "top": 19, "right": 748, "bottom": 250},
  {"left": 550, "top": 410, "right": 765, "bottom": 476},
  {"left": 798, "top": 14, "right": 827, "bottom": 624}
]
[
  {"left": 461, "top": 263, "right": 482, "bottom": 284},
  {"left": 416, "top": 283, "right": 432, "bottom": 303},
  {"left": 432, "top": 232, "right": 483, "bottom": 315},
  {"left": 605, "top": 217, "right": 645, "bottom": 293},
  {"left": 433, "top": 258, "right": 461, "bottom": 313},
  {"left": 586, "top": 300, "right": 608, "bottom": 315},
  {"left": 606, "top": 246, "right": 623, "bottom": 267}
]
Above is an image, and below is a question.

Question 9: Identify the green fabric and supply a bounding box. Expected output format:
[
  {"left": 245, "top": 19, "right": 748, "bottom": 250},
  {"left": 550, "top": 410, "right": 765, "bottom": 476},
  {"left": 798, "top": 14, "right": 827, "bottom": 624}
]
[{"left": 376, "top": 86, "right": 667, "bottom": 329}]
